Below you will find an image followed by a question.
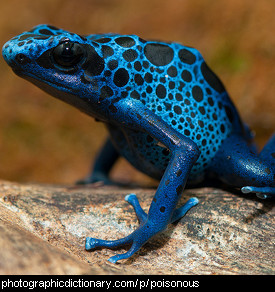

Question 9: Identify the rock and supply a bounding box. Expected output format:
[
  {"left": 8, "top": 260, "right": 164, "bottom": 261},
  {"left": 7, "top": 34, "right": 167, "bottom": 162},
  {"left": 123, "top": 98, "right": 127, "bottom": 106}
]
[
  {"left": 0, "top": 180, "right": 274, "bottom": 275},
  {"left": 0, "top": 205, "right": 100, "bottom": 275}
]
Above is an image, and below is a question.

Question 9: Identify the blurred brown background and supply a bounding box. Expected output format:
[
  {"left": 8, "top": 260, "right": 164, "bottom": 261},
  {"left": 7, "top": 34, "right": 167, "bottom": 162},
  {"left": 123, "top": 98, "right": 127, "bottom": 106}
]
[{"left": 0, "top": 0, "right": 274, "bottom": 184}]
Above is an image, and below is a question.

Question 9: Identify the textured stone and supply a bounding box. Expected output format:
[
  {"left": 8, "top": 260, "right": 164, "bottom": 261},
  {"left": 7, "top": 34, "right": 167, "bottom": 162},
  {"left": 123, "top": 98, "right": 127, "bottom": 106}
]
[
  {"left": 0, "top": 206, "right": 98, "bottom": 275},
  {"left": 0, "top": 180, "right": 274, "bottom": 275}
]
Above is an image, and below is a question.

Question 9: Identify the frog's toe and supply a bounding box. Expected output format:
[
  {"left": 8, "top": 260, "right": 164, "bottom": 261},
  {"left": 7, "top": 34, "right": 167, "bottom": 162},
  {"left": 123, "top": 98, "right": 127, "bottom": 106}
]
[
  {"left": 86, "top": 225, "right": 153, "bottom": 263},
  {"left": 171, "top": 197, "right": 199, "bottom": 223},
  {"left": 107, "top": 242, "right": 141, "bottom": 264},
  {"left": 125, "top": 193, "right": 147, "bottom": 224},
  {"left": 85, "top": 233, "right": 133, "bottom": 251},
  {"left": 241, "top": 186, "right": 275, "bottom": 199},
  {"left": 85, "top": 237, "right": 98, "bottom": 250}
]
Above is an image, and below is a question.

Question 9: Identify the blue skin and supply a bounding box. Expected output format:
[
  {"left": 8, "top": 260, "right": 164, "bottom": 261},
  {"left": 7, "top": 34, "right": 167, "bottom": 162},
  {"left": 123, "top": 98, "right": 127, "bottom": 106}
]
[{"left": 2, "top": 25, "right": 275, "bottom": 263}]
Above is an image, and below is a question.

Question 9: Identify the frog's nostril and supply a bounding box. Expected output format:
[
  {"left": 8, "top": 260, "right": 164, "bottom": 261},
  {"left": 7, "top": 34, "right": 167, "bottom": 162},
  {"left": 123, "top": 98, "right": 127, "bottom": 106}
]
[
  {"left": 15, "top": 53, "right": 31, "bottom": 65},
  {"left": 15, "top": 53, "right": 26, "bottom": 63}
]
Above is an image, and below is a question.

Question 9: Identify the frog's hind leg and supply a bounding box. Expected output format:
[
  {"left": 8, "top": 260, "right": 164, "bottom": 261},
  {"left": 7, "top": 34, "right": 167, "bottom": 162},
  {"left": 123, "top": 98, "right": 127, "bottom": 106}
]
[
  {"left": 259, "top": 134, "right": 275, "bottom": 167},
  {"left": 209, "top": 134, "right": 275, "bottom": 198},
  {"left": 77, "top": 137, "right": 119, "bottom": 184},
  {"left": 243, "top": 133, "right": 275, "bottom": 198}
]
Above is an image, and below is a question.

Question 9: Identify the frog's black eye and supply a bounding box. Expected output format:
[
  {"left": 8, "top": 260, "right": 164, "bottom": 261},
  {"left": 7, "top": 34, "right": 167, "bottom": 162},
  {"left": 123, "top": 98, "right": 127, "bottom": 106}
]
[{"left": 52, "top": 41, "right": 85, "bottom": 68}]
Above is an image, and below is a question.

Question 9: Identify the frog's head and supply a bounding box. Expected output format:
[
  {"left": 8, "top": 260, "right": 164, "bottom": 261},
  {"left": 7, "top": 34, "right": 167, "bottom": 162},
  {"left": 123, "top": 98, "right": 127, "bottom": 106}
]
[{"left": 2, "top": 24, "right": 119, "bottom": 121}]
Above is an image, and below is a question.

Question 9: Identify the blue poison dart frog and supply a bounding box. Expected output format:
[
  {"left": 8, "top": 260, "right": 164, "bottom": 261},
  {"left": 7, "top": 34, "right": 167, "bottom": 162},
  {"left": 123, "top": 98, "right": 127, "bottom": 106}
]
[{"left": 2, "top": 25, "right": 275, "bottom": 263}]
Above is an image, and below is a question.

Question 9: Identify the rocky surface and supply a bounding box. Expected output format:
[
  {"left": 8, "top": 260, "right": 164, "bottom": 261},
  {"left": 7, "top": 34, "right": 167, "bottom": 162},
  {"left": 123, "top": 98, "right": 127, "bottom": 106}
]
[{"left": 0, "top": 180, "right": 274, "bottom": 275}]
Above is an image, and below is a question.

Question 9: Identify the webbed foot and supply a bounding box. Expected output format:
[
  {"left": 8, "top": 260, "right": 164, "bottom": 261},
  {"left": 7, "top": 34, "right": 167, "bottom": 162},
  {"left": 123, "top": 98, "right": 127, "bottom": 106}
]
[
  {"left": 85, "top": 194, "right": 198, "bottom": 263},
  {"left": 241, "top": 186, "right": 275, "bottom": 199},
  {"left": 76, "top": 172, "right": 112, "bottom": 185}
]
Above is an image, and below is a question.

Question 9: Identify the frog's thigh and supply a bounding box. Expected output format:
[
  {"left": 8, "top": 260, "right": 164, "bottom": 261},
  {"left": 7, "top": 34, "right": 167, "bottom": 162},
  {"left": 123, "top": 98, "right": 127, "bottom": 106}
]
[
  {"left": 259, "top": 134, "right": 275, "bottom": 168},
  {"left": 209, "top": 134, "right": 274, "bottom": 188}
]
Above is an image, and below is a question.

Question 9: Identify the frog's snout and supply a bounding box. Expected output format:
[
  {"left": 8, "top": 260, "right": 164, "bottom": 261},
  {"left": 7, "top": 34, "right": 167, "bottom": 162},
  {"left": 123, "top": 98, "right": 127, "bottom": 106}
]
[
  {"left": 2, "top": 41, "right": 12, "bottom": 65},
  {"left": 2, "top": 39, "right": 22, "bottom": 68},
  {"left": 2, "top": 39, "right": 34, "bottom": 77}
]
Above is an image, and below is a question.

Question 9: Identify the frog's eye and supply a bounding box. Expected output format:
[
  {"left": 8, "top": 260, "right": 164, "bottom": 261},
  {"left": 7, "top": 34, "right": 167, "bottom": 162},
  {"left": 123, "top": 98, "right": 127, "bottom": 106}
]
[{"left": 52, "top": 41, "right": 85, "bottom": 69}]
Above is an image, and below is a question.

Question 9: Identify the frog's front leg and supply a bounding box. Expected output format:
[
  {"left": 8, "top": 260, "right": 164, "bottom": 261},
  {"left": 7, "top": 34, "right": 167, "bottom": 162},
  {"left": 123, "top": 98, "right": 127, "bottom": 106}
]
[
  {"left": 77, "top": 137, "right": 119, "bottom": 184},
  {"left": 85, "top": 99, "right": 200, "bottom": 263}
]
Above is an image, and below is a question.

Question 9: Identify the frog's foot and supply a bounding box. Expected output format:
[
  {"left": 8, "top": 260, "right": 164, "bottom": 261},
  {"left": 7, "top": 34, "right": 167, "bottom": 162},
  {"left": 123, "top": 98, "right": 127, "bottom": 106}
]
[
  {"left": 85, "top": 194, "right": 198, "bottom": 263},
  {"left": 241, "top": 186, "right": 275, "bottom": 199},
  {"left": 76, "top": 172, "right": 112, "bottom": 185}
]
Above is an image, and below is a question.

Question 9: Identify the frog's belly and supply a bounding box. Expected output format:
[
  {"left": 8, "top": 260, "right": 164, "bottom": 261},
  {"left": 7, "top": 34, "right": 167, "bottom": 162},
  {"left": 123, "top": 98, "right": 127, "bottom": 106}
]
[{"left": 108, "top": 127, "right": 208, "bottom": 182}]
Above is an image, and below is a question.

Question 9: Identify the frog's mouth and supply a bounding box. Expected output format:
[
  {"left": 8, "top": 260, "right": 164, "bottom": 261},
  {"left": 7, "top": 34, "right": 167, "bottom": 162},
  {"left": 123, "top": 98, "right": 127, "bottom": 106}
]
[
  {"left": 16, "top": 71, "right": 109, "bottom": 122},
  {"left": 12, "top": 66, "right": 67, "bottom": 90},
  {"left": 13, "top": 68, "right": 78, "bottom": 96}
]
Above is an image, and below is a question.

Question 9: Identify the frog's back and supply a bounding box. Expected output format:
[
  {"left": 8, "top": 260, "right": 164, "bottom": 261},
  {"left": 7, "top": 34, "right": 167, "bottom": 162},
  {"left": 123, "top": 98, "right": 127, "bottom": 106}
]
[
  {"left": 133, "top": 41, "right": 244, "bottom": 177},
  {"left": 81, "top": 33, "right": 244, "bottom": 178}
]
